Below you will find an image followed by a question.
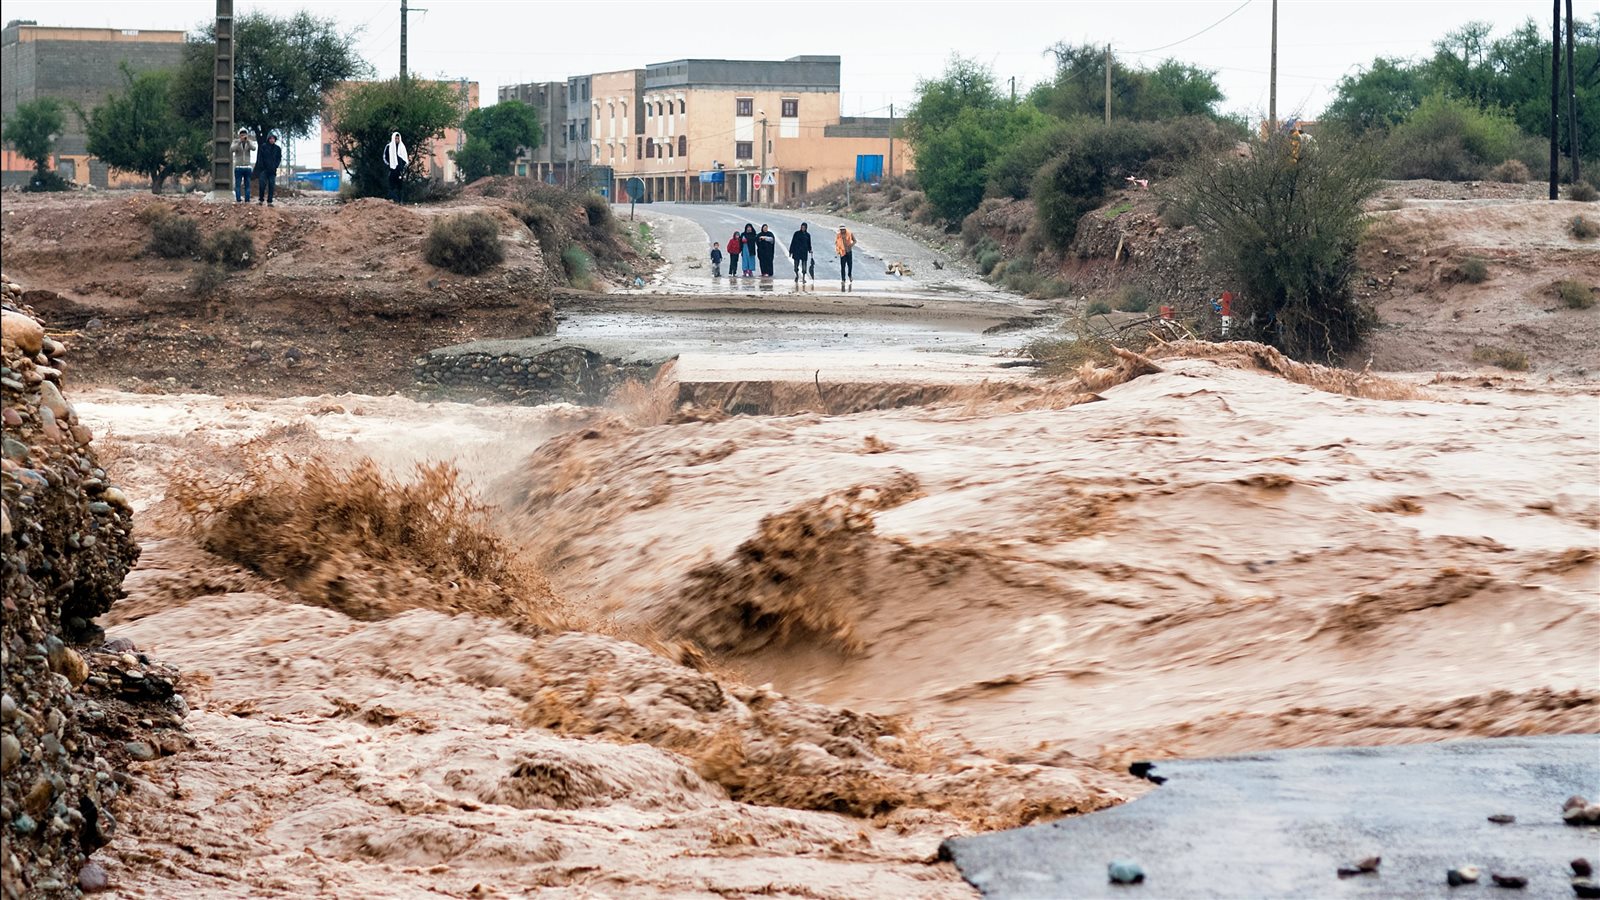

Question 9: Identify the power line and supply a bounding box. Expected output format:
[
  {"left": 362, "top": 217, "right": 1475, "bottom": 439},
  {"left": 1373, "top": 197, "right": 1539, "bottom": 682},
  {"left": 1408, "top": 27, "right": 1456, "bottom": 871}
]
[{"left": 1126, "top": 0, "right": 1254, "bottom": 55}]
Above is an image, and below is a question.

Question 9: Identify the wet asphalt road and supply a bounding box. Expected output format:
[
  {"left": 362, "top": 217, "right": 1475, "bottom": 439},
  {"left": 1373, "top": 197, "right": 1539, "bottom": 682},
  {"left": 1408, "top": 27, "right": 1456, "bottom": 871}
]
[
  {"left": 639, "top": 202, "right": 899, "bottom": 284},
  {"left": 942, "top": 734, "right": 1600, "bottom": 899}
]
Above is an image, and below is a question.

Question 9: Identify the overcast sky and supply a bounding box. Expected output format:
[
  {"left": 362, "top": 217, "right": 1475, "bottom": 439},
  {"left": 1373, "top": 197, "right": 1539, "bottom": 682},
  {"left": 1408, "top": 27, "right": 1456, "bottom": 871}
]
[{"left": 7, "top": 0, "right": 1558, "bottom": 165}]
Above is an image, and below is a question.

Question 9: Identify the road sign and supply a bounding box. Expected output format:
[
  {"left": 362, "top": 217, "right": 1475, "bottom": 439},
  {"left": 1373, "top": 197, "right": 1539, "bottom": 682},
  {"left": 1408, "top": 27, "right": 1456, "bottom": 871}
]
[{"left": 625, "top": 176, "right": 646, "bottom": 202}]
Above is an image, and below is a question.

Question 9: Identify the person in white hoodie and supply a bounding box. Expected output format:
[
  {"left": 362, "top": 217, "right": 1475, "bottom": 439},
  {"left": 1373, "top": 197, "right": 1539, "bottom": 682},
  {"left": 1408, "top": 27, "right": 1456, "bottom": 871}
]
[{"left": 383, "top": 132, "right": 408, "bottom": 202}]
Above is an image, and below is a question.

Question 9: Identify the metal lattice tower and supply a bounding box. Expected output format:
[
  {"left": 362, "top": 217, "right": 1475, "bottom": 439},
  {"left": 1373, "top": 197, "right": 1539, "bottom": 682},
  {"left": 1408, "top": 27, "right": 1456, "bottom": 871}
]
[{"left": 212, "top": 0, "right": 234, "bottom": 193}]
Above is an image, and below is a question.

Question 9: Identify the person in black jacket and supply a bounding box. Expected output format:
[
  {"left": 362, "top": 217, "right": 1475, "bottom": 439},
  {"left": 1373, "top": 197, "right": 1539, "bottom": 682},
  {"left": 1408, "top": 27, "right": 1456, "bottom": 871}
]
[
  {"left": 787, "top": 222, "right": 813, "bottom": 283},
  {"left": 755, "top": 224, "right": 777, "bottom": 277},
  {"left": 254, "top": 134, "right": 282, "bottom": 206}
]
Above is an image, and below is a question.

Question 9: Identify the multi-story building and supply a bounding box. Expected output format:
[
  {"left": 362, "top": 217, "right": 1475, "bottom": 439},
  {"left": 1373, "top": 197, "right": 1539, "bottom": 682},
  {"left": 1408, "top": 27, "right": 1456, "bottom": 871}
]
[
  {"left": 598, "top": 55, "right": 910, "bottom": 205},
  {"left": 319, "top": 79, "right": 479, "bottom": 183},
  {"left": 564, "top": 74, "right": 592, "bottom": 186},
  {"left": 498, "top": 80, "right": 567, "bottom": 183},
  {"left": 0, "top": 21, "right": 187, "bottom": 188}
]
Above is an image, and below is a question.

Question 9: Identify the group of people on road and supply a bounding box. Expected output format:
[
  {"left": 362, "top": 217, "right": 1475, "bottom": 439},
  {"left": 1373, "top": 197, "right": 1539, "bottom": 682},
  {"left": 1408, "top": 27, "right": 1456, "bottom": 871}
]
[
  {"left": 712, "top": 221, "right": 856, "bottom": 287},
  {"left": 229, "top": 128, "right": 282, "bottom": 205}
]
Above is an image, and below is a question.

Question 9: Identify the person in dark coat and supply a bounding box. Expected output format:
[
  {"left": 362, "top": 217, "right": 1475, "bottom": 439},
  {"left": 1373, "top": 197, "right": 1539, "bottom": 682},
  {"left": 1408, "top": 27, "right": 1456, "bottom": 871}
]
[
  {"left": 755, "top": 224, "right": 777, "bottom": 277},
  {"left": 254, "top": 134, "right": 282, "bottom": 206},
  {"left": 788, "top": 222, "right": 813, "bottom": 283},
  {"left": 710, "top": 242, "right": 723, "bottom": 277},
  {"left": 740, "top": 223, "right": 757, "bottom": 276},
  {"left": 727, "top": 232, "right": 743, "bottom": 278}
]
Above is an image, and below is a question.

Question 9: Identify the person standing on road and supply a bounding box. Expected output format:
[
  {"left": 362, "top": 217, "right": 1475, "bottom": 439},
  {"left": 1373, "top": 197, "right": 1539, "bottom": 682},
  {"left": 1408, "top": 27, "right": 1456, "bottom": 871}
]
[
  {"left": 788, "top": 222, "right": 813, "bottom": 284},
  {"left": 756, "top": 224, "right": 777, "bottom": 277},
  {"left": 835, "top": 224, "right": 856, "bottom": 287},
  {"left": 726, "top": 232, "right": 743, "bottom": 279},
  {"left": 740, "top": 223, "right": 757, "bottom": 276},
  {"left": 231, "top": 129, "right": 255, "bottom": 203},
  {"left": 710, "top": 241, "right": 723, "bottom": 277},
  {"left": 383, "top": 132, "right": 408, "bottom": 203},
  {"left": 254, "top": 134, "right": 282, "bottom": 206}
]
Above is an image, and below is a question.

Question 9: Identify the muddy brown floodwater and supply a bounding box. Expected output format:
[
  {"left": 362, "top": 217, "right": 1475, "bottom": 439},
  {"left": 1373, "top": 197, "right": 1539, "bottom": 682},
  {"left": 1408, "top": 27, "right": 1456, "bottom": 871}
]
[{"left": 74, "top": 345, "right": 1599, "bottom": 898}]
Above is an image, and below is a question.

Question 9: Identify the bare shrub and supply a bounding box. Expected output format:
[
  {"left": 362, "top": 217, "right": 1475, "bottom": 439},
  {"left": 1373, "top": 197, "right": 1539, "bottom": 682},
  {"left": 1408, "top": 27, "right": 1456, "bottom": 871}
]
[
  {"left": 1471, "top": 345, "right": 1529, "bottom": 371},
  {"left": 1556, "top": 280, "right": 1595, "bottom": 309},
  {"left": 1456, "top": 256, "right": 1489, "bottom": 284},
  {"left": 1113, "top": 284, "right": 1152, "bottom": 312},
  {"left": 187, "top": 263, "right": 228, "bottom": 298},
  {"left": 148, "top": 215, "right": 202, "bottom": 259},
  {"left": 1569, "top": 215, "right": 1599, "bottom": 240},
  {"left": 1569, "top": 182, "right": 1599, "bottom": 203},
  {"left": 1487, "top": 159, "right": 1530, "bottom": 184},
  {"left": 423, "top": 212, "right": 505, "bottom": 275},
  {"left": 203, "top": 227, "right": 254, "bottom": 270}
]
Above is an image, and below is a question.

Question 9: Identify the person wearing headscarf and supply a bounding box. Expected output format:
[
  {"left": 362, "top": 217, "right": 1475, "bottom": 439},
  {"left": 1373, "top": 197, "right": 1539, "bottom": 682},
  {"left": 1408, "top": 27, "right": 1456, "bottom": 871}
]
[
  {"left": 755, "top": 224, "right": 777, "bottom": 277},
  {"left": 726, "top": 232, "right": 743, "bottom": 279},
  {"left": 787, "top": 222, "right": 813, "bottom": 283},
  {"left": 740, "top": 223, "right": 757, "bottom": 276},
  {"left": 383, "top": 132, "right": 408, "bottom": 202}
]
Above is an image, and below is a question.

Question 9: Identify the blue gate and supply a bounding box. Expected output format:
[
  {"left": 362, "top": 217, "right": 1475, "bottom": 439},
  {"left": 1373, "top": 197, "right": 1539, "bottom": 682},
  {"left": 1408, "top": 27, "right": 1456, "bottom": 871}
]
[{"left": 855, "top": 154, "right": 884, "bottom": 184}]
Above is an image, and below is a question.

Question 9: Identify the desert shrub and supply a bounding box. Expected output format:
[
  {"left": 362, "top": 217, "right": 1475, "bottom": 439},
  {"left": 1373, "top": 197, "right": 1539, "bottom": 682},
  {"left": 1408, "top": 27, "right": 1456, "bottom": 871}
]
[
  {"left": 423, "top": 212, "right": 504, "bottom": 275},
  {"left": 1158, "top": 199, "right": 1193, "bottom": 228},
  {"left": 910, "top": 202, "right": 938, "bottom": 226},
  {"left": 1556, "top": 280, "right": 1595, "bottom": 309},
  {"left": 1038, "top": 277, "right": 1075, "bottom": 299},
  {"left": 1383, "top": 94, "right": 1523, "bottom": 181},
  {"left": 1570, "top": 215, "right": 1600, "bottom": 240},
  {"left": 884, "top": 185, "right": 904, "bottom": 202},
  {"left": 1004, "top": 271, "right": 1044, "bottom": 295},
  {"left": 1113, "top": 284, "right": 1153, "bottom": 312},
  {"left": 580, "top": 192, "right": 612, "bottom": 227},
  {"left": 960, "top": 213, "right": 985, "bottom": 247},
  {"left": 987, "top": 122, "right": 1075, "bottom": 200},
  {"left": 516, "top": 200, "right": 562, "bottom": 251},
  {"left": 187, "top": 263, "right": 228, "bottom": 298},
  {"left": 976, "top": 246, "right": 1004, "bottom": 275},
  {"left": 1181, "top": 132, "right": 1380, "bottom": 361},
  {"left": 1471, "top": 345, "right": 1529, "bottom": 370},
  {"left": 1569, "top": 182, "right": 1599, "bottom": 203},
  {"left": 1032, "top": 116, "right": 1233, "bottom": 248},
  {"left": 203, "top": 227, "right": 255, "bottom": 270},
  {"left": 561, "top": 245, "right": 599, "bottom": 290},
  {"left": 1456, "top": 256, "right": 1490, "bottom": 283},
  {"left": 148, "top": 215, "right": 202, "bottom": 259},
  {"left": 1085, "top": 299, "right": 1112, "bottom": 315},
  {"left": 1487, "top": 159, "right": 1530, "bottom": 183},
  {"left": 24, "top": 171, "right": 71, "bottom": 193}
]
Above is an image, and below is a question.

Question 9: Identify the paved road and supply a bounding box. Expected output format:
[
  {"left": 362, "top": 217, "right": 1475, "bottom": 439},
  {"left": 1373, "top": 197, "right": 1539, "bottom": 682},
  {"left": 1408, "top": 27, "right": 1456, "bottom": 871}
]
[
  {"left": 941, "top": 734, "right": 1600, "bottom": 899},
  {"left": 628, "top": 202, "right": 998, "bottom": 294}
]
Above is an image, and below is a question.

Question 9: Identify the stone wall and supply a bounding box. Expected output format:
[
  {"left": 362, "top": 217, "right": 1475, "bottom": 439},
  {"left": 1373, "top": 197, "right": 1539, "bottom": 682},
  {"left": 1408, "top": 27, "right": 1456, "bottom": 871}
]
[{"left": 414, "top": 346, "right": 666, "bottom": 405}]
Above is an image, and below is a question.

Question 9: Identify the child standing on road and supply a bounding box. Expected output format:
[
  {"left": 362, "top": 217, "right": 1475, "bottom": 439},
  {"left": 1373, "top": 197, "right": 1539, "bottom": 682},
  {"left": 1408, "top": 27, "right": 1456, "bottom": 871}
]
[
  {"left": 710, "top": 242, "right": 723, "bottom": 277},
  {"left": 726, "top": 233, "right": 743, "bottom": 279}
]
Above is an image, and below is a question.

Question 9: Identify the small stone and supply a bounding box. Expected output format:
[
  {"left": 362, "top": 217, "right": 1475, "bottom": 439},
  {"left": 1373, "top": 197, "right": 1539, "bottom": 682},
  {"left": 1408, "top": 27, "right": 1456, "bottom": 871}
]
[
  {"left": 1, "top": 309, "right": 44, "bottom": 353},
  {"left": 48, "top": 643, "right": 88, "bottom": 686},
  {"left": 124, "top": 741, "right": 156, "bottom": 761},
  {"left": 1491, "top": 873, "right": 1528, "bottom": 889},
  {"left": 1487, "top": 814, "right": 1515, "bottom": 824},
  {"left": 0, "top": 734, "right": 19, "bottom": 773},
  {"left": 1576, "top": 860, "right": 1594, "bottom": 878},
  {"left": 23, "top": 777, "right": 53, "bottom": 816},
  {"left": 0, "top": 406, "right": 19, "bottom": 426},
  {"left": 102, "top": 487, "right": 130, "bottom": 510},
  {"left": 1449, "top": 866, "right": 1481, "bottom": 886},
  {"left": 1566, "top": 795, "right": 1589, "bottom": 811},
  {"left": 38, "top": 380, "right": 69, "bottom": 418},
  {"left": 1, "top": 438, "right": 27, "bottom": 462},
  {"left": 1573, "top": 879, "right": 1600, "bottom": 899},
  {"left": 1108, "top": 859, "right": 1145, "bottom": 884},
  {"left": 78, "top": 862, "right": 110, "bottom": 892},
  {"left": 12, "top": 814, "right": 36, "bottom": 835}
]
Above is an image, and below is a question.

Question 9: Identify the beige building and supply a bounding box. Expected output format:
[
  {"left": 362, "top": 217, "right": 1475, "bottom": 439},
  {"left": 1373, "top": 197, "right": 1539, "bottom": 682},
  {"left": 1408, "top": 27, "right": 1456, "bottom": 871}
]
[{"left": 583, "top": 56, "right": 909, "bottom": 204}]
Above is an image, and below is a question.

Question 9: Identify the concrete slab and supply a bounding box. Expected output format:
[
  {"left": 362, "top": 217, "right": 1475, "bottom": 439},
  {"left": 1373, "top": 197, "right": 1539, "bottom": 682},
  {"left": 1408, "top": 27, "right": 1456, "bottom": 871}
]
[{"left": 941, "top": 735, "right": 1600, "bottom": 899}]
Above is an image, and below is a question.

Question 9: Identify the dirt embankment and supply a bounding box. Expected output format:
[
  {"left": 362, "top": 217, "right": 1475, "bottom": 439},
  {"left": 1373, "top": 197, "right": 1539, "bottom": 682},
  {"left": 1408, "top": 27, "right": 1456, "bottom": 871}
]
[
  {"left": 0, "top": 190, "right": 636, "bottom": 395},
  {"left": 1, "top": 285, "right": 186, "bottom": 898}
]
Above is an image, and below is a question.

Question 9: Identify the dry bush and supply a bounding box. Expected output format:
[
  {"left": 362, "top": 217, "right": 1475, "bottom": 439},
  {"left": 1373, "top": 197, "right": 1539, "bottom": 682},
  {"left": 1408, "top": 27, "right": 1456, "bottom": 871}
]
[
  {"left": 423, "top": 211, "right": 505, "bottom": 275},
  {"left": 187, "top": 263, "right": 228, "bottom": 298},
  {"left": 203, "top": 227, "right": 255, "bottom": 270},
  {"left": 1556, "top": 280, "right": 1595, "bottom": 309},
  {"left": 164, "top": 445, "right": 559, "bottom": 628},
  {"left": 1455, "top": 256, "right": 1490, "bottom": 284},
  {"left": 1569, "top": 215, "right": 1599, "bottom": 240},
  {"left": 148, "top": 215, "right": 202, "bottom": 259},
  {"left": 1488, "top": 159, "right": 1530, "bottom": 183},
  {"left": 1113, "top": 284, "right": 1153, "bottom": 312},
  {"left": 1569, "top": 181, "right": 1599, "bottom": 203},
  {"left": 1471, "top": 345, "right": 1530, "bottom": 371}
]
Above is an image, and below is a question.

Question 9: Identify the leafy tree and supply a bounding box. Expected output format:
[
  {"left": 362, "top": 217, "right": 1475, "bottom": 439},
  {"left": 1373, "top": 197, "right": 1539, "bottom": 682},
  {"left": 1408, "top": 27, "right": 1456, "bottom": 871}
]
[
  {"left": 453, "top": 100, "right": 541, "bottom": 182},
  {"left": 5, "top": 98, "right": 69, "bottom": 190},
  {"left": 1178, "top": 133, "right": 1380, "bottom": 362},
  {"left": 173, "top": 11, "right": 370, "bottom": 142},
  {"left": 1323, "top": 58, "right": 1426, "bottom": 133},
  {"left": 1383, "top": 93, "right": 1528, "bottom": 180},
  {"left": 904, "top": 56, "right": 1005, "bottom": 143},
  {"left": 1031, "top": 44, "right": 1224, "bottom": 122},
  {"left": 328, "top": 78, "right": 462, "bottom": 199},
  {"left": 917, "top": 105, "right": 1051, "bottom": 220},
  {"left": 84, "top": 65, "right": 208, "bottom": 194}
]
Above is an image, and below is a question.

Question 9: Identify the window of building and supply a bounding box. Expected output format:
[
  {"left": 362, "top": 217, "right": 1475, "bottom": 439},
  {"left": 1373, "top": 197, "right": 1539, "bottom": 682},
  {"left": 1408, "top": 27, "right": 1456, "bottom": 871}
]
[
  {"left": 569, "top": 124, "right": 577, "bottom": 141},
  {"left": 582, "top": 82, "right": 589, "bottom": 100},
  {"left": 580, "top": 121, "right": 588, "bottom": 139},
  {"left": 322, "top": 142, "right": 331, "bottom": 158},
  {"left": 646, "top": 139, "right": 655, "bottom": 158},
  {"left": 645, "top": 102, "right": 652, "bottom": 118},
  {"left": 677, "top": 99, "right": 685, "bottom": 114},
  {"left": 736, "top": 98, "right": 753, "bottom": 117},
  {"left": 517, "top": 163, "right": 527, "bottom": 176},
  {"left": 637, "top": 137, "right": 644, "bottom": 158},
  {"left": 735, "top": 141, "right": 753, "bottom": 160},
  {"left": 678, "top": 135, "right": 686, "bottom": 156},
  {"left": 781, "top": 99, "right": 798, "bottom": 118}
]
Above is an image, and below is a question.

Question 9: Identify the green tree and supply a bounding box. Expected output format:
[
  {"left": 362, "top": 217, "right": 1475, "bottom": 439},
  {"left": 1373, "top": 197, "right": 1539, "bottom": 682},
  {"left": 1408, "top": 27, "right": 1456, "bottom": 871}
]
[
  {"left": 5, "top": 98, "right": 68, "bottom": 190},
  {"left": 328, "top": 78, "right": 462, "bottom": 199},
  {"left": 918, "top": 105, "right": 1051, "bottom": 220},
  {"left": 904, "top": 56, "right": 1005, "bottom": 143},
  {"left": 454, "top": 100, "right": 541, "bottom": 182},
  {"left": 173, "top": 10, "right": 370, "bottom": 142},
  {"left": 1323, "top": 58, "right": 1427, "bottom": 134},
  {"left": 1179, "top": 133, "right": 1380, "bottom": 362},
  {"left": 84, "top": 65, "right": 208, "bottom": 194},
  {"left": 1031, "top": 44, "right": 1224, "bottom": 122}
]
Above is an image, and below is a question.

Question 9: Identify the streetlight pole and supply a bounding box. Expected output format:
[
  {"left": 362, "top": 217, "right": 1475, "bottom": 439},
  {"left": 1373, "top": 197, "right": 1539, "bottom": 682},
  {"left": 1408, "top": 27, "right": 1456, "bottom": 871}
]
[
  {"left": 759, "top": 113, "right": 768, "bottom": 207},
  {"left": 1269, "top": 0, "right": 1278, "bottom": 129}
]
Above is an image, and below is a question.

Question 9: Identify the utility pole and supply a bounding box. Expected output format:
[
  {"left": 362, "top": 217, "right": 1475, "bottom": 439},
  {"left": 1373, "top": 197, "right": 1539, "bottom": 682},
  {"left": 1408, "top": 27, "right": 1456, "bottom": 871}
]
[
  {"left": 1269, "top": 0, "right": 1278, "bottom": 130},
  {"left": 1104, "top": 44, "right": 1112, "bottom": 125},
  {"left": 760, "top": 114, "right": 768, "bottom": 207},
  {"left": 1550, "top": 0, "right": 1560, "bottom": 200},
  {"left": 887, "top": 103, "right": 894, "bottom": 182},
  {"left": 1009, "top": 76, "right": 1016, "bottom": 104},
  {"left": 400, "top": 0, "right": 408, "bottom": 81},
  {"left": 211, "top": 0, "right": 234, "bottom": 196},
  {"left": 1567, "top": 0, "right": 1580, "bottom": 183}
]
